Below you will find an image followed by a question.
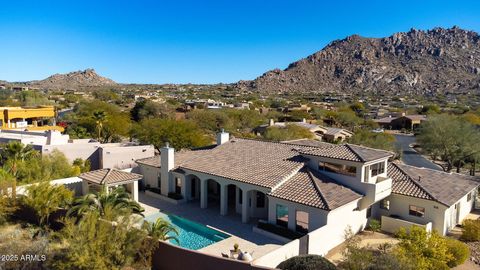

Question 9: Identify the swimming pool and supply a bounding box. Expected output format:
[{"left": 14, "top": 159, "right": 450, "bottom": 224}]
[{"left": 144, "top": 212, "right": 230, "bottom": 250}]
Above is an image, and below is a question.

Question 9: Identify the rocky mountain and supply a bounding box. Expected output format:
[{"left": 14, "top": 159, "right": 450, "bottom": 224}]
[
  {"left": 26, "top": 68, "right": 117, "bottom": 90},
  {"left": 236, "top": 27, "right": 480, "bottom": 95}
]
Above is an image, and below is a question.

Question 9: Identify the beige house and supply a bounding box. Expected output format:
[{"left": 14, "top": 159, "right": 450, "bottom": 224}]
[{"left": 135, "top": 132, "right": 479, "bottom": 258}]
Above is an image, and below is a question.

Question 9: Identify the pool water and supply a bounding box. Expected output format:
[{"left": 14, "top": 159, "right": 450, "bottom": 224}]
[{"left": 145, "top": 212, "right": 230, "bottom": 250}]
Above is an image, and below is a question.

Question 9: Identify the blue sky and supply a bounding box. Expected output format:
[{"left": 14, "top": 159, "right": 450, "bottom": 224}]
[{"left": 1, "top": 0, "right": 479, "bottom": 84}]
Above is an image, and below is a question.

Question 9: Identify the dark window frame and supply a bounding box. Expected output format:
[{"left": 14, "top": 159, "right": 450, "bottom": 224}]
[{"left": 409, "top": 205, "right": 425, "bottom": 217}]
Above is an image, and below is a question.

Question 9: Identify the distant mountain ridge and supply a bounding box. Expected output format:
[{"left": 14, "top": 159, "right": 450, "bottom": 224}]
[
  {"left": 235, "top": 27, "right": 480, "bottom": 95},
  {"left": 25, "top": 68, "right": 117, "bottom": 89}
]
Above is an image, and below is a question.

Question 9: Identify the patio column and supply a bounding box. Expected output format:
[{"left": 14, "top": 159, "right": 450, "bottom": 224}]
[
  {"left": 242, "top": 189, "right": 250, "bottom": 223},
  {"left": 220, "top": 183, "right": 228, "bottom": 216},
  {"left": 132, "top": 181, "right": 139, "bottom": 202},
  {"left": 81, "top": 180, "right": 89, "bottom": 195},
  {"left": 288, "top": 206, "right": 296, "bottom": 231},
  {"left": 200, "top": 179, "right": 208, "bottom": 209}
]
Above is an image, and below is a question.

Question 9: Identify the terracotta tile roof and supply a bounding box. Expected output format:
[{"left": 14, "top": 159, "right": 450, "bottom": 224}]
[
  {"left": 281, "top": 139, "right": 335, "bottom": 148},
  {"left": 179, "top": 138, "right": 310, "bottom": 188},
  {"left": 269, "top": 167, "right": 362, "bottom": 210},
  {"left": 301, "top": 144, "right": 394, "bottom": 162},
  {"left": 389, "top": 162, "right": 480, "bottom": 206},
  {"left": 135, "top": 149, "right": 209, "bottom": 168},
  {"left": 79, "top": 168, "right": 143, "bottom": 185}
]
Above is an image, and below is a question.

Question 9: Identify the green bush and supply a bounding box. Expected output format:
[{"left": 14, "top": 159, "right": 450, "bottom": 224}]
[
  {"left": 446, "top": 238, "right": 470, "bottom": 267},
  {"left": 461, "top": 219, "right": 480, "bottom": 241},
  {"left": 277, "top": 255, "right": 337, "bottom": 270},
  {"left": 368, "top": 219, "right": 381, "bottom": 233}
]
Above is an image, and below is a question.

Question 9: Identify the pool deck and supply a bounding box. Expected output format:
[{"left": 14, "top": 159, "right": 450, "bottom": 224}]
[{"left": 139, "top": 192, "right": 282, "bottom": 259}]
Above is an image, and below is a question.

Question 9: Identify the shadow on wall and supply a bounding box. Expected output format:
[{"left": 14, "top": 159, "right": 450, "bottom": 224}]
[{"left": 152, "top": 241, "right": 274, "bottom": 270}]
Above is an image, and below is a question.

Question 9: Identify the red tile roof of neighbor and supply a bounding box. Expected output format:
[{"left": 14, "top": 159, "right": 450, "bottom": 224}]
[
  {"left": 388, "top": 162, "right": 479, "bottom": 206},
  {"left": 79, "top": 168, "right": 143, "bottom": 185}
]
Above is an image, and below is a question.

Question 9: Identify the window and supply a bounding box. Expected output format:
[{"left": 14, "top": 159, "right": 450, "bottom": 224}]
[
  {"left": 409, "top": 205, "right": 425, "bottom": 217},
  {"left": 363, "top": 166, "right": 369, "bottom": 182},
  {"left": 319, "top": 162, "right": 356, "bottom": 177},
  {"left": 256, "top": 192, "right": 265, "bottom": 208},
  {"left": 276, "top": 204, "right": 289, "bottom": 228},
  {"left": 296, "top": 211, "right": 309, "bottom": 233},
  {"left": 467, "top": 193, "right": 472, "bottom": 202},
  {"left": 380, "top": 199, "right": 390, "bottom": 210},
  {"left": 238, "top": 189, "right": 243, "bottom": 204},
  {"left": 370, "top": 162, "right": 385, "bottom": 177},
  {"left": 175, "top": 177, "right": 182, "bottom": 194},
  {"left": 366, "top": 207, "right": 372, "bottom": 218},
  {"left": 157, "top": 173, "right": 161, "bottom": 189}
]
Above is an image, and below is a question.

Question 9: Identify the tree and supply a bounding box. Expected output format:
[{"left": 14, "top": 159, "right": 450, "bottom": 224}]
[
  {"left": 131, "top": 100, "right": 174, "bottom": 122},
  {"left": 92, "top": 110, "right": 107, "bottom": 141},
  {"left": 394, "top": 227, "right": 452, "bottom": 270},
  {"left": 0, "top": 169, "right": 16, "bottom": 224},
  {"left": 131, "top": 118, "right": 211, "bottom": 151},
  {"left": 347, "top": 129, "right": 396, "bottom": 152},
  {"left": 277, "top": 255, "right": 337, "bottom": 270},
  {"left": 68, "top": 186, "right": 144, "bottom": 220},
  {"left": 51, "top": 211, "right": 155, "bottom": 270},
  {"left": 21, "top": 181, "right": 74, "bottom": 227},
  {"left": 143, "top": 217, "right": 179, "bottom": 243},
  {"left": 417, "top": 114, "right": 480, "bottom": 172},
  {"left": 66, "top": 100, "right": 132, "bottom": 143},
  {"left": 1, "top": 141, "right": 39, "bottom": 200},
  {"left": 264, "top": 124, "right": 314, "bottom": 141},
  {"left": 73, "top": 158, "right": 91, "bottom": 173}
]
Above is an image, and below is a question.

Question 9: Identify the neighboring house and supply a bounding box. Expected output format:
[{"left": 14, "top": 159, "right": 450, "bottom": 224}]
[
  {"left": 254, "top": 119, "right": 353, "bottom": 143},
  {"left": 0, "top": 106, "right": 63, "bottom": 131},
  {"left": 375, "top": 113, "right": 427, "bottom": 131},
  {"left": 0, "top": 129, "right": 154, "bottom": 170},
  {"left": 135, "top": 132, "right": 479, "bottom": 257}
]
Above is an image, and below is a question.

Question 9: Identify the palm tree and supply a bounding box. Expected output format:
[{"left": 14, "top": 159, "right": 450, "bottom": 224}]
[
  {"left": 92, "top": 110, "right": 107, "bottom": 142},
  {"left": 1, "top": 141, "right": 38, "bottom": 202},
  {"left": 144, "top": 217, "right": 179, "bottom": 243},
  {"left": 68, "top": 185, "right": 144, "bottom": 220}
]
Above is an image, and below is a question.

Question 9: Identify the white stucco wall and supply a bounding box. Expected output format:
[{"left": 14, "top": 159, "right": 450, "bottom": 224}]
[
  {"left": 373, "top": 194, "right": 448, "bottom": 234},
  {"left": 100, "top": 145, "right": 154, "bottom": 169},
  {"left": 267, "top": 197, "right": 328, "bottom": 232},
  {"left": 308, "top": 199, "right": 367, "bottom": 256},
  {"left": 138, "top": 164, "right": 160, "bottom": 189},
  {"left": 444, "top": 188, "right": 476, "bottom": 232}
]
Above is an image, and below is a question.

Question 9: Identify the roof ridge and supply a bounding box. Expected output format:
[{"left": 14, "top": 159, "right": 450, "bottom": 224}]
[
  {"left": 306, "top": 169, "right": 331, "bottom": 210},
  {"left": 396, "top": 162, "right": 478, "bottom": 180},
  {"left": 233, "top": 137, "right": 333, "bottom": 149},
  {"left": 345, "top": 144, "right": 366, "bottom": 162},
  {"left": 392, "top": 163, "right": 437, "bottom": 202},
  {"left": 101, "top": 168, "right": 115, "bottom": 185}
]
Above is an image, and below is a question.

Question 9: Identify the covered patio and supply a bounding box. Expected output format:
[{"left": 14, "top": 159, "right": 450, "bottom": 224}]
[{"left": 79, "top": 168, "right": 142, "bottom": 201}]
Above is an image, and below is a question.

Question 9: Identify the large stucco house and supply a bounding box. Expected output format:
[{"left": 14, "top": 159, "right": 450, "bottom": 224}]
[{"left": 136, "top": 131, "right": 479, "bottom": 256}]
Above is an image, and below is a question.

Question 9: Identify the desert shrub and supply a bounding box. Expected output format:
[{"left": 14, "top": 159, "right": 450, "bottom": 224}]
[
  {"left": 395, "top": 227, "right": 452, "bottom": 270},
  {"left": 277, "top": 255, "right": 337, "bottom": 270},
  {"left": 368, "top": 219, "right": 381, "bottom": 233},
  {"left": 461, "top": 219, "right": 480, "bottom": 241},
  {"left": 445, "top": 238, "right": 470, "bottom": 267}
]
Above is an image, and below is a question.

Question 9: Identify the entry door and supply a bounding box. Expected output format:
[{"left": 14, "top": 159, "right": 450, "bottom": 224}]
[
  {"left": 452, "top": 203, "right": 460, "bottom": 227},
  {"left": 191, "top": 179, "right": 196, "bottom": 199}
]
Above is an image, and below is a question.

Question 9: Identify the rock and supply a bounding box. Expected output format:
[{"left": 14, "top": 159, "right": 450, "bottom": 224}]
[{"left": 235, "top": 27, "right": 480, "bottom": 95}]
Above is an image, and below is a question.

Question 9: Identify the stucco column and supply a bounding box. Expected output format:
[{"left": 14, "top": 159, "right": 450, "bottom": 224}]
[
  {"left": 200, "top": 179, "right": 208, "bottom": 209},
  {"left": 220, "top": 184, "right": 228, "bottom": 216},
  {"left": 242, "top": 189, "right": 250, "bottom": 223},
  {"left": 288, "top": 206, "right": 296, "bottom": 231},
  {"left": 132, "top": 181, "right": 139, "bottom": 202},
  {"left": 81, "top": 180, "right": 89, "bottom": 195}
]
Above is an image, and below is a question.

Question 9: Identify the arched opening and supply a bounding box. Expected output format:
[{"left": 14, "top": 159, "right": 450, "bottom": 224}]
[{"left": 207, "top": 179, "right": 221, "bottom": 210}]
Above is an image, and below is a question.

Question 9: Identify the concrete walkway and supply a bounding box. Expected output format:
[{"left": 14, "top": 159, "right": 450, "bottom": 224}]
[{"left": 139, "top": 192, "right": 282, "bottom": 258}]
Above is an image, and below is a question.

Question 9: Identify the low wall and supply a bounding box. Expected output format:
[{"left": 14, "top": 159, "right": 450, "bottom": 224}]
[
  {"left": 252, "top": 239, "right": 302, "bottom": 268},
  {"left": 152, "top": 240, "right": 273, "bottom": 270},
  {"left": 381, "top": 215, "right": 432, "bottom": 234}
]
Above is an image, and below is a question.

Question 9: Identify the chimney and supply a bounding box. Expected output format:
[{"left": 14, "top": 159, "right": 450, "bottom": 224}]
[
  {"left": 269, "top": 119, "right": 275, "bottom": 126},
  {"left": 160, "top": 142, "right": 174, "bottom": 195},
  {"left": 216, "top": 129, "right": 230, "bottom": 145}
]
